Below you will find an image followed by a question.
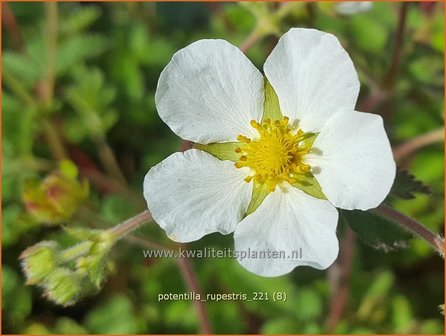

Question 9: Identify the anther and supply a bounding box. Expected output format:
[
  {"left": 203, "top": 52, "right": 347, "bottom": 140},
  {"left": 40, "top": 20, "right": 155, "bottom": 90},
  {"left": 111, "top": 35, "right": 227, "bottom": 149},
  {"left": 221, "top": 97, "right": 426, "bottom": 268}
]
[
  {"left": 237, "top": 135, "right": 251, "bottom": 143},
  {"left": 250, "top": 120, "right": 262, "bottom": 130}
]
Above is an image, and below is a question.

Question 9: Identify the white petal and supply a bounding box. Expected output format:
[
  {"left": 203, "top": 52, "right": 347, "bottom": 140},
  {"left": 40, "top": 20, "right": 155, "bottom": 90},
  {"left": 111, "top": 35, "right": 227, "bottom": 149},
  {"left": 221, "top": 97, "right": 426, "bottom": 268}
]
[
  {"left": 336, "top": 2, "right": 373, "bottom": 15},
  {"left": 156, "top": 39, "right": 264, "bottom": 144},
  {"left": 143, "top": 149, "right": 252, "bottom": 242},
  {"left": 305, "top": 111, "right": 396, "bottom": 210},
  {"left": 263, "top": 28, "right": 359, "bottom": 132},
  {"left": 234, "top": 185, "right": 339, "bottom": 277}
]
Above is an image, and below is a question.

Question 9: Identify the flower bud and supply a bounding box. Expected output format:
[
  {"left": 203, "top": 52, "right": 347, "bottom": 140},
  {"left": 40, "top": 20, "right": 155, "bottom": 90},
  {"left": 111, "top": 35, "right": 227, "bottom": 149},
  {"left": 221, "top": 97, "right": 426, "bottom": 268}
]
[
  {"left": 75, "top": 231, "right": 115, "bottom": 288},
  {"left": 20, "top": 241, "right": 59, "bottom": 285},
  {"left": 21, "top": 227, "right": 117, "bottom": 306},
  {"left": 22, "top": 160, "right": 88, "bottom": 224},
  {"left": 43, "top": 268, "right": 84, "bottom": 306}
]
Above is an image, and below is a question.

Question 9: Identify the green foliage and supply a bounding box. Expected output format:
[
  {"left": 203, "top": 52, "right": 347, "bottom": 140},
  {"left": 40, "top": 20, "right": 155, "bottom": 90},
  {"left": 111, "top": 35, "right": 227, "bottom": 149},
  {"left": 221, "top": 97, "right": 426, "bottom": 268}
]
[
  {"left": 388, "top": 169, "right": 431, "bottom": 201},
  {"left": 85, "top": 295, "right": 143, "bottom": 334},
  {"left": 2, "top": 266, "right": 32, "bottom": 320},
  {"left": 341, "top": 210, "right": 411, "bottom": 252},
  {"left": 65, "top": 66, "right": 117, "bottom": 141}
]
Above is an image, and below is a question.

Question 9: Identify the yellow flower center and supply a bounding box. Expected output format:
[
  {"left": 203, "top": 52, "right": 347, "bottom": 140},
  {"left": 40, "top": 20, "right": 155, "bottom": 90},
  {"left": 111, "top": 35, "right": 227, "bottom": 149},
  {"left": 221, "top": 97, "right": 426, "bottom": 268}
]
[{"left": 235, "top": 116, "right": 312, "bottom": 191}]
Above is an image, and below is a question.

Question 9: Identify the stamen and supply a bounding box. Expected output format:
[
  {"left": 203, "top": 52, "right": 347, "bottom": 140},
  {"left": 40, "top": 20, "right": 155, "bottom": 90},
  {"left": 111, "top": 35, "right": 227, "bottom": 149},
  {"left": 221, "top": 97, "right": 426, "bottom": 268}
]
[
  {"left": 234, "top": 116, "right": 315, "bottom": 190},
  {"left": 237, "top": 135, "right": 251, "bottom": 143}
]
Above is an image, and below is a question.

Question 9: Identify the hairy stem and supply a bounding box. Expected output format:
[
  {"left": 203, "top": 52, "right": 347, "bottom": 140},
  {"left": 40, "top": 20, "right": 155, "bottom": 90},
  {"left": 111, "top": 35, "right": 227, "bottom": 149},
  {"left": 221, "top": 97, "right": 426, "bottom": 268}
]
[
  {"left": 125, "top": 235, "right": 168, "bottom": 251},
  {"left": 375, "top": 204, "right": 444, "bottom": 256},
  {"left": 110, "top": 210, "right": 152, "bottom": 239},
  {"left": 393, "top": 128, "right": 444, "bottom": 161}
]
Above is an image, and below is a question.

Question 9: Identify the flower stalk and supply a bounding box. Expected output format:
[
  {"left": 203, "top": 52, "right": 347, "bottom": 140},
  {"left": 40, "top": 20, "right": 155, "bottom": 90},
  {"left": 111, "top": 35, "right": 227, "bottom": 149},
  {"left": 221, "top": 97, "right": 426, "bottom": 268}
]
[
  {"left": 109, "top": 210, "right": 152, "bottom": 239},
  {"left": 393, "top": 127, "right": 444, "bottom": 162},
  {"left": 375, "top": 204, "right": 444, "bottom": 257}
]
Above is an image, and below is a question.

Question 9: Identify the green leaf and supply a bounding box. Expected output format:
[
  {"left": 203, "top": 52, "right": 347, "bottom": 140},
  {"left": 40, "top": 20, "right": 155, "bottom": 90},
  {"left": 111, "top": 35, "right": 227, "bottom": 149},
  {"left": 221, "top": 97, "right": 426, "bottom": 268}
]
[
  {"left": 341, "top": 209, "right": 411, "bottom": 251},
  {"left": 139, "top": 37, "right": 175, "bottom": 67},
  {"left": 262, "top": 78, "right": 282, "bottom": 121},
  {"left": 392, "top": 295, "right": 414, "bottom": 333},
  {"left": 357, "top": 271, "right": 394, "bottom": 320},
  {"left": 85, "top": 294, "right": 142, "bottom": 334},
  {"left": 65, "top": 66, "right": 117, "bottom": 137},
  {"left": 61, "top": 7, "right": 101, "bottom": 35},
  {"left": 54, "top": 317, "right": 88, "bottom": 334},
  {"left": 294, "top": 288, "right": 323, "bottom": 321},
  {"left": 100, "top": 194, "right": 138, "bottom": 223},
  {"left": 56, "top": 35, "right": 108, "bottom": 76},
  {"left": 2, "top": 51, "right": 42, "bottom": 86},
  {"left": 261, "top": 317, "right": 300, "bottom": 334},
  {"left": 194, "top": 142, "right": 240, "bottom": 162},
  {"left": 291, "top": 173, "right": 327, "bottom": 200},
  {"left": 2, "top": 266, "right": 32, "bottom": 317},
  {"left": 351, "top": 15, "right": 388, "bottom": 53},
  {"left": 387, "top": 169, "right": 431, "bottom": 201}
]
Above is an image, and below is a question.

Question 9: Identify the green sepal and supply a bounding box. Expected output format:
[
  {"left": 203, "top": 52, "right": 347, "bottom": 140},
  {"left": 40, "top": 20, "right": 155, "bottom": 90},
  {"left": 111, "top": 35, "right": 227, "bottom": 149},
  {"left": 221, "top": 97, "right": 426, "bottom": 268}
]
[
  {"left": 44, "top": 268, "right": 84, "bottom": 306},
  {"left": 302, "top": 132, "right": 319, "bottom": 148},
  {"left": 193, "top": 78, "right": 287, "bottom": 163},
  {"left": 262, "top": 78, "right": 283, "bottom": 122},
  {"left": 245, "top": 182, "right": 271, "bottom": 216},
  {"left": 291, "top": 173, "right": 327, "bottom": 200},
  {"left": 77, "top": 253, "right": 108, "bottom": 289},
  {"left": 64, "top": 226, "right": 103, "bottom": 242},
  {"left": 19, "top": 241, "right": 60, "bottom": 285},
  {"left": 194, "top": 142, "right": 240, "bottom": 162}
]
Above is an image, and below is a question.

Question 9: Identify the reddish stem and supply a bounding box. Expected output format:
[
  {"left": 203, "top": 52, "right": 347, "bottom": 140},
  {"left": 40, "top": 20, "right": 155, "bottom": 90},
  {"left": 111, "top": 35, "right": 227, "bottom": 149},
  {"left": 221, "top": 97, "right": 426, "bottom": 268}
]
[
  {"left": 326, "top": 228, "right": 356, "bottom": 332},
  {"left": 176, "top": 255, "right": 212, "bottom": 334}
]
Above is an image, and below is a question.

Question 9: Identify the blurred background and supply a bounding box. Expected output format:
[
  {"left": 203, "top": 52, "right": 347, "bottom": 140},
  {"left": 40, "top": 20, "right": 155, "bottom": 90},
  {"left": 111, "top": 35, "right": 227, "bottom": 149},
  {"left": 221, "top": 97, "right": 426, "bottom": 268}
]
[{"left": 2, "top": 2, "right": 444, "bottom": 334}]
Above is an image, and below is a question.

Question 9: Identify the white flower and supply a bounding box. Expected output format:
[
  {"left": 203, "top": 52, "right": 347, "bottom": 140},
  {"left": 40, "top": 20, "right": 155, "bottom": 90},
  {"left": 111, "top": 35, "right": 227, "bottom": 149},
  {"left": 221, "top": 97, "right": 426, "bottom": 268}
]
[
  {"left": 335, "top": 2, "right": 373, "bottom": 15},
  {"left": 143, "top": 28, "right": 396, "bottom": 277}
]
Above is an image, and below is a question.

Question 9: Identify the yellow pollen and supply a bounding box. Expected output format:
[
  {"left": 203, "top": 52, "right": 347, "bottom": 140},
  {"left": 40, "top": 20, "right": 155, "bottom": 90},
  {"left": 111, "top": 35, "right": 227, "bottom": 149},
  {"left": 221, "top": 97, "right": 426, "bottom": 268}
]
[{"left": 235, "top": 116, "right": 313, "bottom": 191}]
